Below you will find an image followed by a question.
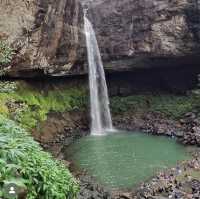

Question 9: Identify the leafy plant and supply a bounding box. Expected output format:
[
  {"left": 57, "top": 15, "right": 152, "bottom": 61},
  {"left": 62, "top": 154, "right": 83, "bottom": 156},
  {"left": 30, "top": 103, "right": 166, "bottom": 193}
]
[
  {"left": 0, "top": 116, "right": 79, "bottom": 199},
  {"left": 0, "top": 81, "right": 17, "bottom": 93},
  {"left": 0, "top": 41, "right": 14, "bottom": 66}
]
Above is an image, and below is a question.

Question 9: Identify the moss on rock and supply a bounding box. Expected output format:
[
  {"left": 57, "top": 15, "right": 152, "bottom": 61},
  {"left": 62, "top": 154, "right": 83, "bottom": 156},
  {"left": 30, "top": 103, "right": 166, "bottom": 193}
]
[
  {"left": 0, "top": 81, "right": 87, "bottom": 130},
  {"left": 111, "top": 93, "right": 200, "bottom": 119}
]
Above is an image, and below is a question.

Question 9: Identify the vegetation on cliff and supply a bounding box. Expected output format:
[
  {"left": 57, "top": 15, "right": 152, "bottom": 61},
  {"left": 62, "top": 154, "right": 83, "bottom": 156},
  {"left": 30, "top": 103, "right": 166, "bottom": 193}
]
[
  {"left": 0, "top": 115, "right": 79, "bottom": 199},
  {"left": 0, "top": 81, "right": 87, "bottom": 130},
  {"left": 0, "top": 41, "right": 14, "bottom": 76},
  {"left": 111, "top": 93, "right": 200, "bottom": 119},
  {"left": 0, "top": 41, "right": 14, "bottom": 66}
]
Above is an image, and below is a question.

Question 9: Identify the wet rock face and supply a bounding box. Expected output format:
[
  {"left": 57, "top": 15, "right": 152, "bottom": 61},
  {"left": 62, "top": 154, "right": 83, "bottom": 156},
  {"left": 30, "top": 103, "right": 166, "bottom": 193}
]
[{"left": 0, "top": 0, "right": 200, "bottom": 77}]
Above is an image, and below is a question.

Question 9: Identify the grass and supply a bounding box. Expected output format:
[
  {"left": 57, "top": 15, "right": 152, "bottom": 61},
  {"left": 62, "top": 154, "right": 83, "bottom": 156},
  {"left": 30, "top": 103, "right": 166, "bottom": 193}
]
[
  {"left": 0, "top": 115, "right": 79, "bottom": 199},
  {"left": 111, "top": 93, "right": 200, "bottom": 119}
]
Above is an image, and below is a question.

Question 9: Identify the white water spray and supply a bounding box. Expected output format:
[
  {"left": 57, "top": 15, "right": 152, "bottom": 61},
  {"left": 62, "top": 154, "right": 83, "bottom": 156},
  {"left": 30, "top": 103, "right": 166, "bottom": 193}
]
[{"left": 84, "top": 13, "right": 114, "bottom": 135}]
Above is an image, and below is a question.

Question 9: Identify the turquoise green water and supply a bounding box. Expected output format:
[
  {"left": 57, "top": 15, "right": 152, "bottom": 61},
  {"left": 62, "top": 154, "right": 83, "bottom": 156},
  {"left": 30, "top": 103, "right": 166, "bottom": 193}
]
[{"left": 67, "top": 131, "right": 190, "bottom": 189}]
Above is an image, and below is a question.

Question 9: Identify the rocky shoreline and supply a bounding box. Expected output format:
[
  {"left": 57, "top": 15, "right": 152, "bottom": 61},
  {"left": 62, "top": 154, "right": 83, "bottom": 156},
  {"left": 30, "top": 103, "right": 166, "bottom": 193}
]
[
  {"left": 114, "top": 111, "right": 200, "bottom": 146},
  {"left": 130, "top": 153, "right": 200, "bottom": 199},
  {"left": 34, "top": 109, "right": 200, "bottom": 199}
]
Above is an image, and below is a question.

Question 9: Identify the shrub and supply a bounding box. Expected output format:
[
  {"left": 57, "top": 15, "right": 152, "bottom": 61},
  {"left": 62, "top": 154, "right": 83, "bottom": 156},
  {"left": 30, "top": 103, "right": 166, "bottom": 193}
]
[
  {"left": 0, "top": 115, "right": 79, "bottom": 199},
  {"left": 0, "top": 81, "right": 17, "bottom": 93},
  {"left": 0, "top": 41, "right": 14, "bottom": 66}
]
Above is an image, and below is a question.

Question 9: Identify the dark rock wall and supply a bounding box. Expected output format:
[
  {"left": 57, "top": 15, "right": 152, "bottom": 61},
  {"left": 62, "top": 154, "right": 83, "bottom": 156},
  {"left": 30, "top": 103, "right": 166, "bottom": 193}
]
[{"left": 107, "top": 65, "right": 199, "bottom": 95}]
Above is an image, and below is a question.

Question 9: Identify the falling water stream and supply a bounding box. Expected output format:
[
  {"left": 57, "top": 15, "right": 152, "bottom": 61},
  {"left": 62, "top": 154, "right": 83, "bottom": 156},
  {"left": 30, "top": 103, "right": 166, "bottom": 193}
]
[{"left": 84, "top": 13, "right": 114, "bottom": 135}]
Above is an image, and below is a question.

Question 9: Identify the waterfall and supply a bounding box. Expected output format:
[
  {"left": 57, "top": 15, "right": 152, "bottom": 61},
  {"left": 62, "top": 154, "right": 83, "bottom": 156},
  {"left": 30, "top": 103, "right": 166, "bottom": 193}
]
[{"left": 84, "top": 14, "right": 114, "bottom": 135}]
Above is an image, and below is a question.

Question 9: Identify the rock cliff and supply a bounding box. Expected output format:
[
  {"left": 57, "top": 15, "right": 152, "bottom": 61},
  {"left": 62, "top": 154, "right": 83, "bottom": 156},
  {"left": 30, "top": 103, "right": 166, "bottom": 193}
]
[
  {"left": 86, "top": 0, "right": 200, "bottom": 71},
  {"left": 0, "top": 0, "right": 199, "bottom": 77},
  {"left": 0, "top": 0, "right": 84, "bottom": 77}
]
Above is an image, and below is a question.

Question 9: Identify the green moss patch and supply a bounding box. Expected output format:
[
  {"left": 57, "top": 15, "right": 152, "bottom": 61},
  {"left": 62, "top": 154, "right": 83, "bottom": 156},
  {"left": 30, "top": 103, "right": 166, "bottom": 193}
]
[
  {"left": 0, "top": 81, "right": 87, "bottom": 130},
  {"left": 0, "top": 115, "right": 79, "bottom": 199}
]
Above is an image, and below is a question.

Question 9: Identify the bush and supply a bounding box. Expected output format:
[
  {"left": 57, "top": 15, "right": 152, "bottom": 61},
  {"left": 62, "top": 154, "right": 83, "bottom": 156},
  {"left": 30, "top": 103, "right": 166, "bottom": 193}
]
[
  {"left": 0, "top": 41, "right": 14, "bottom": 66},
  {"left": 0, "top": 81, "right": 17, "bottom": 93},
  {"left": 0, "top": 115, "right": 79, "bottom": 199}
]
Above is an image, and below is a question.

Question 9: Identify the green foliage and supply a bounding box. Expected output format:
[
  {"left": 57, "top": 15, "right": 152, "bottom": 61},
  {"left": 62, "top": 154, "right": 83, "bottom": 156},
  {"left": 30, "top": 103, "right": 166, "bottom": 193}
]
[
  {"left": 0, "top": 81, "right": 87, "bottom": 130},
  {"left": 0, "top": 41, "right": 14, "bottom": 66},
  {"left": 111, "top": 94, "right": 200, "bottom": 119},
  {"left": 0, "top": 115, "right": 79, "bottom": 199},
  {"left": 111, "top": 95, "right": 147, "bottom": 114},
  {"left": 0, "top": 81, "right": 17, "bottom": 93}
]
